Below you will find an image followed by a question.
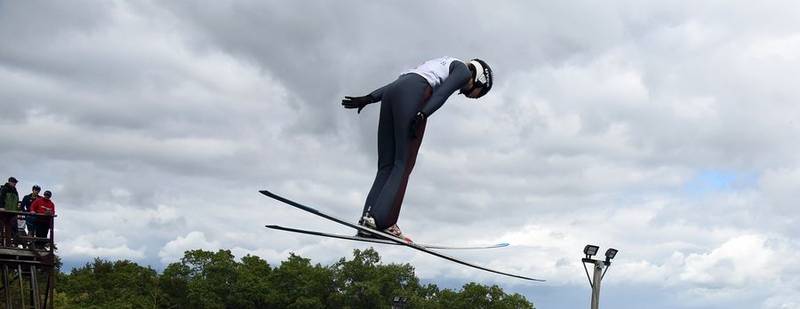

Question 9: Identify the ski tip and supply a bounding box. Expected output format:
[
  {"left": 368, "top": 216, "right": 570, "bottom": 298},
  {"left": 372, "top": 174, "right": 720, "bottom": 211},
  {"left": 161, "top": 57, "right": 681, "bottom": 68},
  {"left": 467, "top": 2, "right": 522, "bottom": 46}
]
[
  {"left": 498, "top": 242, "right": 510, "bottom": 247},
  {"left": 265, "top": 224, "right": 279, "bottom": 228}
]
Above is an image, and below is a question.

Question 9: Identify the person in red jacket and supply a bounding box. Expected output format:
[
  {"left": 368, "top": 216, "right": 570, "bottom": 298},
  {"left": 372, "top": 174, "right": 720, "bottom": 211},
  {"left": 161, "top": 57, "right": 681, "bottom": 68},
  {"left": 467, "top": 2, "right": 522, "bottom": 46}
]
[{"left": 30, "top": 190, "right": 55, "bottom": 242}]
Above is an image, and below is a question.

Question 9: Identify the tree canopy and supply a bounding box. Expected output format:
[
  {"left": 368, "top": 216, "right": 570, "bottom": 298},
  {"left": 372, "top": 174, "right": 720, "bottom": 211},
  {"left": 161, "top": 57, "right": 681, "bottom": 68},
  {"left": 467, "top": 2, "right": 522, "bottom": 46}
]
[{"left": 56, "top": 248, "right": 534, "bottom": 309}]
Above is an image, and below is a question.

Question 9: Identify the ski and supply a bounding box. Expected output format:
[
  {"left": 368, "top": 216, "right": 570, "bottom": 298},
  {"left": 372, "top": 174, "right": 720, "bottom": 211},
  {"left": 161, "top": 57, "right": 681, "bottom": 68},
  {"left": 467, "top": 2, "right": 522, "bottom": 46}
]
[
  {"left": 260, "top": 189, "right": 545, "bottom": 282},
  {"left": 266, "top": 224, "right": 510, "bottom": 250}
]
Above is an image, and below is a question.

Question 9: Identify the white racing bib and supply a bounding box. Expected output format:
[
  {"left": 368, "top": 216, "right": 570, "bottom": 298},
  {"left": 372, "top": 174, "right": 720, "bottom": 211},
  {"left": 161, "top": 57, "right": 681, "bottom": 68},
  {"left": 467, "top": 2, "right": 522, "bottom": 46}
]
[{"left": 403, "top": 57, "right": 461, "bottom": 88}]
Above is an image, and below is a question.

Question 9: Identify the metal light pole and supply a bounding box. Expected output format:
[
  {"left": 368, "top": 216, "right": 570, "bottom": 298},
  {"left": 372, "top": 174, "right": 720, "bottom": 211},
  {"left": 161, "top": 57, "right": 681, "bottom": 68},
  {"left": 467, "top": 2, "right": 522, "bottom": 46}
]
[{"left": 582, "top": 245, "right": 618, "bottom": 309}]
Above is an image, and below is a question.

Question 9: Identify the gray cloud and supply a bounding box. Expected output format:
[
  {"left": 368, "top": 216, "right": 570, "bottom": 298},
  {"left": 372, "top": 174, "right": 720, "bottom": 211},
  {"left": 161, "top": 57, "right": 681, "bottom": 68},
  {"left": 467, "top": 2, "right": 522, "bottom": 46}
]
[{"left": 2, "top": 1, "right": 800, "bottom": 308}]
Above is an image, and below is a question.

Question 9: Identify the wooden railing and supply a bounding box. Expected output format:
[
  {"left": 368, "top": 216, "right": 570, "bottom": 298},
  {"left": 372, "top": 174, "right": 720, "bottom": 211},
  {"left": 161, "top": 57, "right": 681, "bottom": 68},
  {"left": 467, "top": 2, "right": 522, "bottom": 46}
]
[{"left": 0, "top": 210, "right": 55, "bottom": 256}]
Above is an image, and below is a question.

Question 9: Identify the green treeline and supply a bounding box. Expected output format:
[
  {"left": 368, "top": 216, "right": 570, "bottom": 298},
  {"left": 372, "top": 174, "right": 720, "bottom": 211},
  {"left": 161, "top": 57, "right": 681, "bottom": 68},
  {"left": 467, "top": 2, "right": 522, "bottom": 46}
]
[{"left": 55, "top": 248, "right": 534, "bottom": 309}]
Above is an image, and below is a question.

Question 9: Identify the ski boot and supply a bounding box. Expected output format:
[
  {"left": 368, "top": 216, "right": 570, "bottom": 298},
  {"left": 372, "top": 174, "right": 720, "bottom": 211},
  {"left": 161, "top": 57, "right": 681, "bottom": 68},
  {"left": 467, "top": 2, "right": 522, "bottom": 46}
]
[
  {"left": 357, "top": 214, "right": 412, "bottom": 243},
  {"left": 356, "top": 214, "right": 377, "bottom": 238},
  {"left": 385, "top": 224, "right": 413, "bottom": 244}
]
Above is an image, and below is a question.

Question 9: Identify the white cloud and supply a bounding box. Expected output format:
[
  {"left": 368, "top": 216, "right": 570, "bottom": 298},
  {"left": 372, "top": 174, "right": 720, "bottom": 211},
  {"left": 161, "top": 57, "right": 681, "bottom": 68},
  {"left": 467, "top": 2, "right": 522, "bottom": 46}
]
[
  {"left": 759, "top": 168, "right": 800, "bottom": 214},
  {"left": 60, "top": 230, "right": 145, "bottom": 260},
  {"left": 682, "top": 235, "right": 768, "bottom": 286},
  {"left": 159, "top": 231, "right": 220, "bottom": 264}
]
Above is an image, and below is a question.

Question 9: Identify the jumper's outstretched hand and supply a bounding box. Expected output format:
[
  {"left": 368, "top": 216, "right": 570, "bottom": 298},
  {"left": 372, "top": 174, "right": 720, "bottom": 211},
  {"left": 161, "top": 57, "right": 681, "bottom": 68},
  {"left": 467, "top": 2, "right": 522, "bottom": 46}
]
[
  {"left": 409, "top": 111, "right": 426, "bottom": 138},
  {"left": 342, "top": 95, "right": 375, "bottom": 113}
]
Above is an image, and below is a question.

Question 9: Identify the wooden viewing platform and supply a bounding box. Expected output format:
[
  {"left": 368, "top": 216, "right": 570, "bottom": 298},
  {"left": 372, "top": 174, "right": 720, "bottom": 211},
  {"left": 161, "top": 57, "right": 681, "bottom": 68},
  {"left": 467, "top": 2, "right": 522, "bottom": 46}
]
[{"left": 0, "top": 210, "right": 56, "bottom": 309}]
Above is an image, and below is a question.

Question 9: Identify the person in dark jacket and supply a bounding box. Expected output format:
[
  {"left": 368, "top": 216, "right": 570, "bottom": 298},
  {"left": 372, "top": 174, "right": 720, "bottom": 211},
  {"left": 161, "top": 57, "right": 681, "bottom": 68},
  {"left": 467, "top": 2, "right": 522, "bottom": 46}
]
[
  {"left": 20, "top": 185, "right": 41, "bottom": 236},
  {"left": 0, "top": 177, "right": 19, "bottom": 246},
  {"left": 0, "top": 177, "right": 19, "bottom": 211}
]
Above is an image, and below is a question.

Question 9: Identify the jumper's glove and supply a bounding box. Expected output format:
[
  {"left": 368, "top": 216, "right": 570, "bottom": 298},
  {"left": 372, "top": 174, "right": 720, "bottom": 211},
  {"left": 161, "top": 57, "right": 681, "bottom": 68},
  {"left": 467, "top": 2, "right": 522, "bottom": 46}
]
[
  {"left": 409, "top": 111, "right": 426, "bottom": 139},
  {"left": 341, "top": 95, "right": 376, "bottom": 113}
]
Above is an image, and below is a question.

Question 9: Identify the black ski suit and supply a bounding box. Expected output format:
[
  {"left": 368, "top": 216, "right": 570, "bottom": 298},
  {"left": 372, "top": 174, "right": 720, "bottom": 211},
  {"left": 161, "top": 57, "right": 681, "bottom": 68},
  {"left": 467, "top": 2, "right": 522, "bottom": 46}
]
[{"left": 360, "top": 59, "right": 471, "bottom": 229}]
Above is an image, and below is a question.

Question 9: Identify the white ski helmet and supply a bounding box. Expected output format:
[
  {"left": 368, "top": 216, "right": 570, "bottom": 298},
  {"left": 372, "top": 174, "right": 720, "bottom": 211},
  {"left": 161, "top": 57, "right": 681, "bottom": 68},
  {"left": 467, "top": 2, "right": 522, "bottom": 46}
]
[{"left": 467, "top": 58, "right": 492, "bottom": 98}]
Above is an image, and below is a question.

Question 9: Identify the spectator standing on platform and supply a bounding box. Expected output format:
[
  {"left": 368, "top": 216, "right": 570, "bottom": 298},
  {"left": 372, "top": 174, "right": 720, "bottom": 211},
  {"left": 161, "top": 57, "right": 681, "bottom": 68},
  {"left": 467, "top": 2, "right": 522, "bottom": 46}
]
[
  {"left": 0, "top": 177, "right": 19, "bottom": 246},
  {"left": 21, "top": 185, "right": 41, "bottom": 236},
  {"left": 0, "top": 177, "right": 19, "bottom": 210},
  {"left": 31, "top": 190, "right": 55, "bottom": 242}
]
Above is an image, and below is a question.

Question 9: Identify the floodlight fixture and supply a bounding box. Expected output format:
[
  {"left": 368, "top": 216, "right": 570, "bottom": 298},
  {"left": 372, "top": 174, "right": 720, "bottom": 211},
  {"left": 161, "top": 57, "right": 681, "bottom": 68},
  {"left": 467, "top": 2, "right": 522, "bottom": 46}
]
[
  {"left": 584, "top": 244, "right": 599, "bottom": 258},
  {"left": 582, "top": 245, "right": 619, "bottom": 309},
  {"left": 605, "top": 248, "right": 618, "bottom": 262}
]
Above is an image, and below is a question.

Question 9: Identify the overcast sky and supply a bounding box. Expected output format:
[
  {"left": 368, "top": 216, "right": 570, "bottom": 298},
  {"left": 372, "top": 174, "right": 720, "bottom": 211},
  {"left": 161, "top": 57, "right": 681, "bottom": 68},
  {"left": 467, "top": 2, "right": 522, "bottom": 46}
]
[{"left": 2, "top": 1, "right": 800, "bottom": 308}]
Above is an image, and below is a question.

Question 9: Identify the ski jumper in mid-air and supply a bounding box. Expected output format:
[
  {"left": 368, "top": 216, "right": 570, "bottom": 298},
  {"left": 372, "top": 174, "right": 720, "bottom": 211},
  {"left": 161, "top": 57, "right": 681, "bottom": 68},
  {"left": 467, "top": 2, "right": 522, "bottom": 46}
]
[{"left": 341, "top": 57, "right": 493, "bottom": 242}]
